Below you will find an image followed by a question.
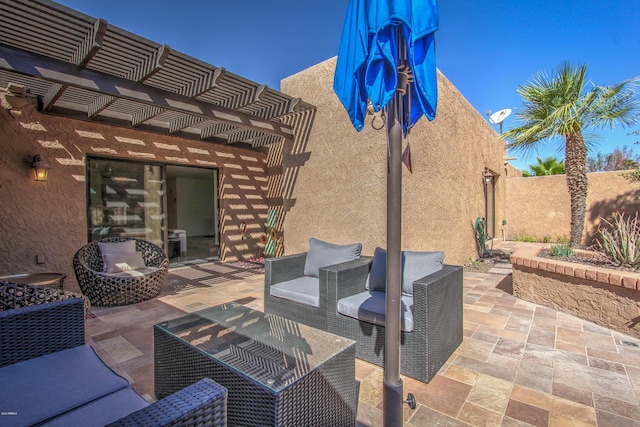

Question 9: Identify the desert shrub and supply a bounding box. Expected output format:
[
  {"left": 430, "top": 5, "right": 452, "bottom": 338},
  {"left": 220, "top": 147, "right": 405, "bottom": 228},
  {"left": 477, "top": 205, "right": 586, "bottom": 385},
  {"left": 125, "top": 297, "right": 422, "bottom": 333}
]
[
  {"left": 465, "top": 258, "right": 481, "bottom": 268},
  {"left": 594, "top": 212, "right": 640, "bottom": 269},
  {"left": 515, "top": 233, "right": 538, "bottom": 242},
  {"left": 515, "top": 233, "right": 569, "bottom": 244},
  {"left": 550, "top": 243, "right": 574, "bottom": 258}
]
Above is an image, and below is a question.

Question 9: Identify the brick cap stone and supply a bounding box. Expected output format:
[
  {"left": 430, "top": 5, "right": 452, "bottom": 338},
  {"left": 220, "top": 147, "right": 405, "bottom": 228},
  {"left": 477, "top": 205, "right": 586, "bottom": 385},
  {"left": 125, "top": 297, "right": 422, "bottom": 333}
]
[{"left": 510, "top": 244, "right": 640, "bottom": 290}]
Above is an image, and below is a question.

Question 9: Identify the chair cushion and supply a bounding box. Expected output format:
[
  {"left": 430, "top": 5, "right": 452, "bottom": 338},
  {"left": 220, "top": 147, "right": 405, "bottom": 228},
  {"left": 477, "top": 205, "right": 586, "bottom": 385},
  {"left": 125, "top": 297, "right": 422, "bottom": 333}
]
[
  {"left": 337, "top": 291, "right": 414, "bottom": 332},
  {"left": 0, "top": 345, "right": 129, "bottom": 426},
  {"left": 366, "top": 247, "right": 387, "bottom": 292},
  {"left": 102, "top": 267, "right": 158, "bottom": 278},
  {"left": 40, "top": 388, "right": 149, "bottom": 427},
  {"left": 98, "top": 240, "right": 137, "bottom": 272},
  {"left": 102, "top": 252, "right": 146, "bottom": 273},
  {"left": 270, "top": 276, "right": 320, "bottom": 307},
  {"left": 402, "top": 251, "right": 444, "bottom": 295},
  {"left": 303, "top": 238, "right": 362, "bottom": 278},
  {"left": 365, "top": 248, "right": 444, "bottom": 295}
]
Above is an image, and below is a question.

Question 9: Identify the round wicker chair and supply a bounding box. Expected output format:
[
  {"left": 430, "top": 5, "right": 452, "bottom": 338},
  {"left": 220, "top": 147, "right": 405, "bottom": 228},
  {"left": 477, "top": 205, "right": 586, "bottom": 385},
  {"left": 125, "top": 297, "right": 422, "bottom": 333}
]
[
  {"left": 73, "top": 237, "right": 169, "bottom": 307},
  {"left": 0, "top": 280, "right": 92, "bottom": 317}
]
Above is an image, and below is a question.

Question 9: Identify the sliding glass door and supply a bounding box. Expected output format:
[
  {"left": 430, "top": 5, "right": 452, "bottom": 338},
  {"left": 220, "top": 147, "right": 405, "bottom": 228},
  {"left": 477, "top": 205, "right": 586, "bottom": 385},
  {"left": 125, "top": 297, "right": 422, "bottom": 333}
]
[{"left": 86, "top": 158, "right": 164, "bottom": 247}]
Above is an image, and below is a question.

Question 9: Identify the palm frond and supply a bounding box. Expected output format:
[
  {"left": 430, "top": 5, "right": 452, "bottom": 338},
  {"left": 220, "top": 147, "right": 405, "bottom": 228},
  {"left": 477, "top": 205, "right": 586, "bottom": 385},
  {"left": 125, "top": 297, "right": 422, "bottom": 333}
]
[{"left": 500, "top": 63, "right": 640, "bottom": 155}]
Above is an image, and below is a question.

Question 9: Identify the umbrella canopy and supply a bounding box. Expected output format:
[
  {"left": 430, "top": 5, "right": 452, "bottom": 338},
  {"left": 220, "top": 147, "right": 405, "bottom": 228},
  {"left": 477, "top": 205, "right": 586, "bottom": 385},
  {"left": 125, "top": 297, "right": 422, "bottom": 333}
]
[
  {"left": 334, "top": 0, "right": 439, "bottom": 132},
  {"left": 334, "top": 1, "right": 439, "bottom": 425}
]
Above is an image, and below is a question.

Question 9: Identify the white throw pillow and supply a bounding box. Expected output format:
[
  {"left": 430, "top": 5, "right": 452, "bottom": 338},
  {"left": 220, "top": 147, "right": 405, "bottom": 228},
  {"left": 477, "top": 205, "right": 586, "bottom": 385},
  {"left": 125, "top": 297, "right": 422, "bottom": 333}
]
[
  {"left": 98, "top": 240, "right": 137, "bottom": 272},
  {"left": 102, "top": 252, "right": 146, "bottom": 273}
]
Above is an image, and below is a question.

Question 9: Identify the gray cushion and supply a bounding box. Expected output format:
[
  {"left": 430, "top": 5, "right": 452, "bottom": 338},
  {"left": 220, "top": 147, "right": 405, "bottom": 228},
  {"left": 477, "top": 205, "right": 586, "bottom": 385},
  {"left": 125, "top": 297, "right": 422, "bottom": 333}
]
[
  {"left": 366, "top": 247, "right": 387, "bottom": 292},
  {"left": 270, "top": 276, "right": 320, "bottom": 307},
  {"left": 402, "top": 251, "right": 444, "bottom": 295},
  {"left": 102, "top": 251, "right": 146, "bottom": 273},
  {"left": 41, "top": 388, "right": 148, "bottom": 427},
  {"left": 303, "top": 238, "right": 362, "bottom": 278},
  {"left": 0, "top": 345, "right": 129, "bottom": 427},
  {"left": 337, "top": 291, "right": 414, "bottom": 332}
]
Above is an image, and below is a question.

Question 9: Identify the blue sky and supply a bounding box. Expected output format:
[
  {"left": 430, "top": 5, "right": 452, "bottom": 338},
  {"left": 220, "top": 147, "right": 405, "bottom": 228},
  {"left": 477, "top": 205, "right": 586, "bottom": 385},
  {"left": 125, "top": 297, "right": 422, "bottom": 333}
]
[{"left": 56, "top": 0, "right": 640, "bottom": 171}]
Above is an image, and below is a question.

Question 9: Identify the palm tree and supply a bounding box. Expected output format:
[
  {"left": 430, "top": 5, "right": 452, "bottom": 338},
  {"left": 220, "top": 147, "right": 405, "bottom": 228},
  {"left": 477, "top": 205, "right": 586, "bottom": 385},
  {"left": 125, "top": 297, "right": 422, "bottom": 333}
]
[
  {"left": 522, "top": 155, "right": 566, "bottom": 176},
  {"left": 501, "top": 62, "right": 639, "bottom": 247}
]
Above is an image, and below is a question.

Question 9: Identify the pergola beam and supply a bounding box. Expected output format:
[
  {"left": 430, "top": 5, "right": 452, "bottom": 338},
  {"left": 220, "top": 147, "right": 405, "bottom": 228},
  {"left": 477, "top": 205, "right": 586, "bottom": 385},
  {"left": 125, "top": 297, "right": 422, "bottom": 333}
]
[
  {"left": 88, "top": 94, "right": 116, "bottom": 118},
  {"left": 40, "top": 82, "right": 65, "bottom": 111},
  {"left": 72, "top": 18, "right": 108, "bottom": 67},
  {"left": 135, "top": 44, "right": 171, "bottom": 83},
  {"left": 131, "top": 105, "right": 164, "bottom": 126},
  {"left": 0, "top": 44, "right": 294, "bottom": 140}
]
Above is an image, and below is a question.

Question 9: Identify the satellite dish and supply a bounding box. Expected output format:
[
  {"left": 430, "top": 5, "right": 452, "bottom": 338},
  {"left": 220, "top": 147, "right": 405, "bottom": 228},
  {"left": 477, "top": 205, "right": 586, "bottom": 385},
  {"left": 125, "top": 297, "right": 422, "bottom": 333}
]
[{"left": 488, "top": 108, "right": 512, "bottom": 133}]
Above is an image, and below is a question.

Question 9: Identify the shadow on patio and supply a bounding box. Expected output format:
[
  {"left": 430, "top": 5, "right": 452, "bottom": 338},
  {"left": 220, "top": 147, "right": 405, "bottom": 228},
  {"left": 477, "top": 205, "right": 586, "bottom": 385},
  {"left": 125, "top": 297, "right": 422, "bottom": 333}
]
[{"left": 85, "top": 243, "right": 640, "bottom": 426}]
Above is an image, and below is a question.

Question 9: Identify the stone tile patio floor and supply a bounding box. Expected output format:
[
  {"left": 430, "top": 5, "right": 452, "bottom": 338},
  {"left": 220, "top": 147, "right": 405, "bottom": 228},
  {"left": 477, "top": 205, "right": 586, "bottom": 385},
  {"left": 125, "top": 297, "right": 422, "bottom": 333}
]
[{"left": 85, "top": 242, "right": 640, "bottom": 426}]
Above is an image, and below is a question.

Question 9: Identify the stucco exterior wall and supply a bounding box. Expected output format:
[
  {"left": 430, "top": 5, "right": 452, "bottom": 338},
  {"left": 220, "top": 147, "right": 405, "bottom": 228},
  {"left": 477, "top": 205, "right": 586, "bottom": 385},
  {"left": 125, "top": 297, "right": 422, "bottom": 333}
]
[
  {"left": 0, "top": 93, "right": 271, "bottom": 292},
  {"left": 505, "top": 171, "right": 640, "bottom": 245},
  {"left": 278, "top": 57, "right": 507, "bottom": 266}
]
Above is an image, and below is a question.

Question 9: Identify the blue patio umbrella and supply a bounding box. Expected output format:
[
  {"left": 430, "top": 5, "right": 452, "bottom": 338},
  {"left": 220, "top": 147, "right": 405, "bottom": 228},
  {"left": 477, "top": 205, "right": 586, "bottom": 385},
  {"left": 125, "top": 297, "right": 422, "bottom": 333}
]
[{"left": 334, "top": 0, "right": 439, "bottom": 425}]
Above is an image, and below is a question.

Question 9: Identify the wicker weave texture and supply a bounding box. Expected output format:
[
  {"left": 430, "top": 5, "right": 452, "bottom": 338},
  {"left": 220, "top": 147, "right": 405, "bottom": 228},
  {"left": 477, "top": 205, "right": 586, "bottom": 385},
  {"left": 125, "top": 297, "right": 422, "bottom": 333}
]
[
  {"left": 0, "top": 280, "right": 91, "bottom": 317},
  {"left": 155, "top": 326, "right": 357, "bottom": 426},
  {"left": 73, "top": 237, "right": 168, "bottom": 307},
  {"left": 108, "top": 378, "right": 227, "bottom": 427},
  {"left": 0, "top": 298, "right": 85, "bottom": 367},
  {"left": 264, "top": 255, "right": 373, "bottom": 331},
  {"left": 0, "top": 299, "right": 228, "bottom": 426},
  {"left": 328, "top": 264, "right": 464, "bottom": 383}
]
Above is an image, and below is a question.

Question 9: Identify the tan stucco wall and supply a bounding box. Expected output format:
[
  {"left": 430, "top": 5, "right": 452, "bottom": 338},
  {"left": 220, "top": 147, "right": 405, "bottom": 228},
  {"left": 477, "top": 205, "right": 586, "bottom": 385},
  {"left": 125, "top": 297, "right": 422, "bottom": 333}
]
[
  {"left": 278, "top": 57, "right": 507, "bottom": 266},
  {"left": 505, "top": 171, "right": 640, "bottom": 245},
  {"left": 0, "top": 93, "right": 272, "bottom": 292}
]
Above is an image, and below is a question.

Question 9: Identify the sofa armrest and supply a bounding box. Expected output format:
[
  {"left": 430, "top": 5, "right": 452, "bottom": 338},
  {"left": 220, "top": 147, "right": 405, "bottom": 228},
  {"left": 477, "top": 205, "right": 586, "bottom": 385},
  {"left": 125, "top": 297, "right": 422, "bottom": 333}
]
[
  {"left": 108, "top": 378, "right": 227, "bottom": 427},
  {"left": 0, "top": 298, "right": 85, "bottom": 367},
  {"left": 265, "top": 252, "right": 308, "bottom": 286},
  {"left": 413, "top": 265, "right": 463, "bottom": 295},
  {"left": 412, "top": 264, "right": 463, "bottom": 330},
  {"left": 324, "top": 256, "right": 373, "bottom": 311}
]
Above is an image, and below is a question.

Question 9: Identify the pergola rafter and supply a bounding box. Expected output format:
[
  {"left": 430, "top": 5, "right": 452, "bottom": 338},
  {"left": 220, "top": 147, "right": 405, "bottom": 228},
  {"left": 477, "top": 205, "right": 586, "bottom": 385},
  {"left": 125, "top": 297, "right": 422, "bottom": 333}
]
[{"left": 0, "top": 0, "right": 316, "bottom": 149}]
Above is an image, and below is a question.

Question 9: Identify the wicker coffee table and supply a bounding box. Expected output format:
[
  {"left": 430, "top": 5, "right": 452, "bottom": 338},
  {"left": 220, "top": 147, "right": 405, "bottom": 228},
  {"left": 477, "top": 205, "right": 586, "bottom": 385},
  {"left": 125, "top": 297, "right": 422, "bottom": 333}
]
[{"left": 154, "top": 302, "right": 358, "bottom": 426}]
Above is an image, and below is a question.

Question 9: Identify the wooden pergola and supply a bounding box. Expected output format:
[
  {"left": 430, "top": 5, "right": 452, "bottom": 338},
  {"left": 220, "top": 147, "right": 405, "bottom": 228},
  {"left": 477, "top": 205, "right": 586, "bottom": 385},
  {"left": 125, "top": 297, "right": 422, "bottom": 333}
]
[{"left": 0, "top": 0, "right": 316, "bottom": 151}]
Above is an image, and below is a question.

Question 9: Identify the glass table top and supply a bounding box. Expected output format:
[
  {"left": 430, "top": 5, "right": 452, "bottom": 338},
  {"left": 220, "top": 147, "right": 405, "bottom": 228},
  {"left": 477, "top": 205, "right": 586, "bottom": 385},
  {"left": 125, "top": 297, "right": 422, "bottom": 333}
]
[{"left": 155, "top": 302, "right": 355, "bottom": 392}]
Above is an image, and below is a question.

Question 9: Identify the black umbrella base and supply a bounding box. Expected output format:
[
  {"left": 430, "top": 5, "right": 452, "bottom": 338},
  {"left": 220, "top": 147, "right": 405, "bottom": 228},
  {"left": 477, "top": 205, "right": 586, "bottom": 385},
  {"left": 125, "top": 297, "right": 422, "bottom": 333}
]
[{"left": 383, "top": 379, "right": 417, "bottom": 426}]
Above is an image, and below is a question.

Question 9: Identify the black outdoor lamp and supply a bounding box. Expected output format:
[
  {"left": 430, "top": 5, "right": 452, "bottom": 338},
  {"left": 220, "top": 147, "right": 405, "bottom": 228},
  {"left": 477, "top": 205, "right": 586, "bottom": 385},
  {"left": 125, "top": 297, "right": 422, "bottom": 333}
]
[{"left": 31, "top": 155, "right": 50, "bottom": 182}]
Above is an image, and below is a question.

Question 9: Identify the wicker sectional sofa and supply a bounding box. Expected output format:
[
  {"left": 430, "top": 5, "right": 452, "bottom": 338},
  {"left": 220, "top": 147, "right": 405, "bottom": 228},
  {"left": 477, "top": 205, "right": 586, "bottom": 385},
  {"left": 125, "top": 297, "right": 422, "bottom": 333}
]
[
  {"left": 0, "top": 298, "right": 227, "bottom": 426},
  {"left": 264, "top": 250, "right": 463, "bottom": 383}
]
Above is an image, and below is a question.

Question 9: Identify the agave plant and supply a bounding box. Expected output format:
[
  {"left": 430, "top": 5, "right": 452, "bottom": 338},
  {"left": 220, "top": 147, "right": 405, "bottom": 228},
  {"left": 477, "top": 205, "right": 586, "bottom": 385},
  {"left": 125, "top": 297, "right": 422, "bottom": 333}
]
[
  {"left": 550, "top": 243, "right": 574, "bottom": 258},
  {"left": 594, "top": 212, "right": 640, "bottom": 269}
]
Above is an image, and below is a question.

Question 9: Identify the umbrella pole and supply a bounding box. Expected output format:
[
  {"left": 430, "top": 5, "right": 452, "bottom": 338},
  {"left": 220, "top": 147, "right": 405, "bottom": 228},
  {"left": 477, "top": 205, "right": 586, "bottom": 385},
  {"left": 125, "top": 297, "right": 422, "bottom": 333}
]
[{"left": 383, "top": 88, "right": 404, "bottom": 427}]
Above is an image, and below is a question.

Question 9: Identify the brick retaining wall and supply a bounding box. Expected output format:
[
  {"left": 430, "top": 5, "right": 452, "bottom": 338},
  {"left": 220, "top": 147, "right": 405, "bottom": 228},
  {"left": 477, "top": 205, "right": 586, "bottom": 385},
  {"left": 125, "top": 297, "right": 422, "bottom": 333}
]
[{"left": 511, "top": 245, "right": 640, "bottom": 338}]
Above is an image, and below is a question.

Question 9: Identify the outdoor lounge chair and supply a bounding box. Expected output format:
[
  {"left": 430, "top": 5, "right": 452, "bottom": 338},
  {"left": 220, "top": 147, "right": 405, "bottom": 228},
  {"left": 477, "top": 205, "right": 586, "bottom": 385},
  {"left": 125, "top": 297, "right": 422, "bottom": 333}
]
[
  {"left": 264, "top": 243, "right": 463, "bottom": 383},
  {"left": 73, "top": 237, "right": 169, "bottom": 307},
  {"left": 327, "top": 248, "right": 464, "bottom": 383},
  {"left": 264, "top": 238, "right": 367, "bottom": 330},
  {"left": 0, "top": 298, "right": 227, "bottom": 426}
]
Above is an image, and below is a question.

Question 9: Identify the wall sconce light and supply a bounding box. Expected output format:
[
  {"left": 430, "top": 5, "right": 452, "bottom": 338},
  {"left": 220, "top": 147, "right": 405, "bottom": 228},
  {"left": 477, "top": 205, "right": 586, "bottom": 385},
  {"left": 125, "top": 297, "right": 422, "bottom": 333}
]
[
  {"left": 483, "top": 168, "right": 494, "bottom": 185},
  {"left": 31, "top": 155, "right": 50, "bottom": 182}
]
